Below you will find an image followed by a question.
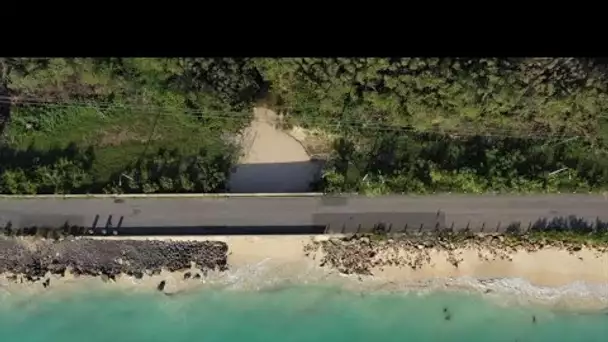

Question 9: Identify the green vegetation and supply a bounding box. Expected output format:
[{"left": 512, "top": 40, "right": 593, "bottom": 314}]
[
  {"left": 2, "top": 57, "right": 608, "bottom": 194},
  {"left": 362, "top": 219, "right": 608, "bottom": 246},
  {"left": 256, "top": 58, "right": 608, "bottom": 194},
  {"left": 0, "top": 58, "right": 260, "bottom": 194},
  {"left": 524, "top": 230, "right": 608, "bottom": 246}
]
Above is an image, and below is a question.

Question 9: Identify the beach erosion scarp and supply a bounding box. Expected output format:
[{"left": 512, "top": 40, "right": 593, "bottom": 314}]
[{"left": 1, "top": 234, "right": 608, "bottom": 312}]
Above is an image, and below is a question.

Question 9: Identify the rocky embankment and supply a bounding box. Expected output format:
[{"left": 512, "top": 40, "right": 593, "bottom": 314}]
[
  {"left": 0, "top": 237, "right": 228, "bottom": 284},
  {"left": 304, "top": 233, "right": 608, "bottom": 275}
]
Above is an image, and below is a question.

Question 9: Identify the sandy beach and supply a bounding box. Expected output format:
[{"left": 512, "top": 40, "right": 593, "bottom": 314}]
[
  {"left": 97, "top": 235, "right": 608, "bottom": 287},
  {"left": 2, "top": 235, "right": 608, "bottom": 311},
  {"left": 192, "top": 235, "right": 608, "bottom": 311}
]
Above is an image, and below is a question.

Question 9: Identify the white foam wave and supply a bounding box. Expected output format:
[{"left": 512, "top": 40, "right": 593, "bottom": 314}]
[
  {"left": 454, "top": 276, "right": 608, "bottom": 299},
  {"left": 443, "top": 276, "right": 608, "bottom": 309},
  {"left": 200, "top": 262, "right": 608, "bottom": 312},
  {"left": 3, "top": 259, "right": 608, "bottom": 313}
]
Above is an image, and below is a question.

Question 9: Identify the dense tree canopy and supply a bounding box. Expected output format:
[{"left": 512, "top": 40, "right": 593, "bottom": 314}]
[
  {"left": 254, "top": 58, "right": 608, "bottom": 194},
  {"left": 256, "top": 58, "right": 608, "bottom": 137},
  {"left": 0, "top": 58, "right": 254, "bottom": 194},
  {"left": 1, "top": 57, "right": 608, "bottom": 194}
]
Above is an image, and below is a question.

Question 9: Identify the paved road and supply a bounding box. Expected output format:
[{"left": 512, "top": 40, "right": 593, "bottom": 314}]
[{"left": 1, "top": 194, "right": 608, "bottom": 235}]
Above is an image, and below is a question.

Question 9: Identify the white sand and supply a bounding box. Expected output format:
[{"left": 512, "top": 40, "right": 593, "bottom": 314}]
[
  {"left": 2, "top": 235, "right": 608, "bottom": 311},
  {"left": 87, "top": 235, "right": 608, "bottom": 287},
  {"left": 373, "top": 247, "right": 608, "bottom": 287}
]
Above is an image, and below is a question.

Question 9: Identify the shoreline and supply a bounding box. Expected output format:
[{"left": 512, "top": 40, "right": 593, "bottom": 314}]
[{"left": 1, "top": 235, "right": 608, "bottom": 313}]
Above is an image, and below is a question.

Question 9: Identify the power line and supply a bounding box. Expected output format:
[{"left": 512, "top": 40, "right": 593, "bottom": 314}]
[
  {"left": 0, "top": 96, "right": 245, "bottom": 117},
  {"left": 0, "top": 96, "right": 587, "bottom": 140},
  {"left": 2, "top": 109, "right": 572, "bottom": 140},
  {"left": 0, "top": 95, "right": 574, "bottom": 134}
]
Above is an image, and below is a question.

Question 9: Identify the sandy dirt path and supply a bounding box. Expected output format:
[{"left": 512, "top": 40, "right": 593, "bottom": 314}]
[{"left": 228, "top": 108, "right": 322, "bottom": 193}]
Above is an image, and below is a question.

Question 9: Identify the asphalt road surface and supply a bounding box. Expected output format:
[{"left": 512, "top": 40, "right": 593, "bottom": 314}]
[{"left": 1, "top": 194, "right": 607, "bottom": 235}]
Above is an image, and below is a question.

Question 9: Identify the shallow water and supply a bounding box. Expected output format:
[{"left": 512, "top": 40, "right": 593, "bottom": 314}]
[{"left": 0, "top": 285, "right": 606, "bottom": 342}]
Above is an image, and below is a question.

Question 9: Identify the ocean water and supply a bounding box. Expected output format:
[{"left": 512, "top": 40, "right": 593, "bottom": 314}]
[{"left": 0, "top": 285, "right": 607, "bottom": 342}]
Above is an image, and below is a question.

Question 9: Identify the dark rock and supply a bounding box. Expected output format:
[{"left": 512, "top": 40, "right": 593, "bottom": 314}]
[
  {"left": 42, "top": 278, "right": 50, "bottom": 288},
  {"left": 157, "top": 280, "right": 166, "bottom": 291},
  {"left": 183, "top": 272, "right": 192, "bottom": 280},
  {"left": 193, "top": 273, "right": 201, "bottom": 280},
  {"left": 0, "top": 238, "right": 229, "bottom": 284}
]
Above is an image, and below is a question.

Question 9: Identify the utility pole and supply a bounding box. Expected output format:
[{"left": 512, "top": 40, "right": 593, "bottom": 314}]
[
  {"left": 340, "top": 82, "right": 353, "bottom": 192},
  {"left": 0, "top": 58, "right": 11, "bottom": 142}
]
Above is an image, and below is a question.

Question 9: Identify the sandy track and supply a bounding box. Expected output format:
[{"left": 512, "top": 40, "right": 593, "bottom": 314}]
[{"left": 228, "top": 108, "right": 322, "bottom": 193}]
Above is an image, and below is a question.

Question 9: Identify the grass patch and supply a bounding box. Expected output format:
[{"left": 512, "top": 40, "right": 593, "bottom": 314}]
[
  {"left": 5, "top": 98, "right": 248, "bottom": 187},
  {"left": 359, "top": 227, "right": 608, "bottom": 247},
  {"left": 524, "top": 230, "right": 608, "bottom": 246}
]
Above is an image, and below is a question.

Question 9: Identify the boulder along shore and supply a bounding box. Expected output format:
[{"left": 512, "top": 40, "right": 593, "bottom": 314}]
[
  {"left": 2, "top": 233, "right": 608, "bottom": 307},
  {"left": 0, "top": 237, "right": 228, "bottom": 291}
]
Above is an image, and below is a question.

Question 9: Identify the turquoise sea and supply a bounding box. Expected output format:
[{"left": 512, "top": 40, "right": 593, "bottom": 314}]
[{"left": 0, "top": 285, "right": 606, "bottom": 342}]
